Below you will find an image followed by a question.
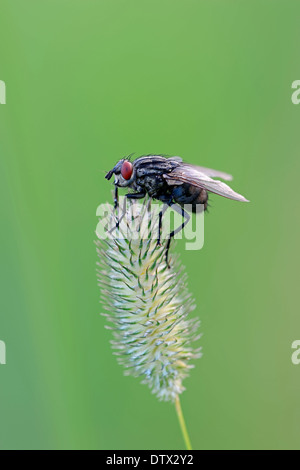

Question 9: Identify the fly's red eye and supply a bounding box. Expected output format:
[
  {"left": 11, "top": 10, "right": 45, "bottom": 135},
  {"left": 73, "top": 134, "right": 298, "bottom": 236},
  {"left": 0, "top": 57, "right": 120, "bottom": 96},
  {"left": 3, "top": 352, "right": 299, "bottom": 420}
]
[{"left": 121, "top": 161, "right": 133, "bottom": 180}]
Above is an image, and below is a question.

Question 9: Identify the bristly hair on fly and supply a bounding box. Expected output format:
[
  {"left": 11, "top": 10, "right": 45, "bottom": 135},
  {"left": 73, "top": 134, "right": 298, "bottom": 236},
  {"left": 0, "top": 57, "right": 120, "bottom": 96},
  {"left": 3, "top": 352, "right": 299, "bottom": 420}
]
[{"left": 95, "top": 197, "right": 202, "bottom": 401}]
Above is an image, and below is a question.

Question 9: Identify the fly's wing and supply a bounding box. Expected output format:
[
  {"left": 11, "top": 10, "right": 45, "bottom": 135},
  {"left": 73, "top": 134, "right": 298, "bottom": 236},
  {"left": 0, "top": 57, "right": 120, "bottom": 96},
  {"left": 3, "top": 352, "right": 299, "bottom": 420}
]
[
  {"left": 168, "top": 156, "right": 183, "bottom": 163},
  {"left": 163, "top": 164, "right": 249, "bottom": 202},
  {"left": 183, "top": 164, "right": 233, "bottom": 181}
]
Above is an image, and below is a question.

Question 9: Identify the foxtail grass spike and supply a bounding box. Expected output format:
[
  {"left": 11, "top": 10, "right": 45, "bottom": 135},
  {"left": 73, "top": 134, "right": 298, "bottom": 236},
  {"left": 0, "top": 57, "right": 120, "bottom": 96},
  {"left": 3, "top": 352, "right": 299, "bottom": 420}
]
[{"left": 96, "top": 198, "right": 201, "bottom": 401}]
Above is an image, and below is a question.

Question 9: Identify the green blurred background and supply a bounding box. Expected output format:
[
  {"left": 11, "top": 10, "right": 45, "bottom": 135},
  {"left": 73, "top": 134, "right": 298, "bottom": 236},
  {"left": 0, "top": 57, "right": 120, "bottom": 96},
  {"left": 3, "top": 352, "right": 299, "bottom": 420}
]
[{"left": 0, "top": 0, "right": 300, "bottom": 450}]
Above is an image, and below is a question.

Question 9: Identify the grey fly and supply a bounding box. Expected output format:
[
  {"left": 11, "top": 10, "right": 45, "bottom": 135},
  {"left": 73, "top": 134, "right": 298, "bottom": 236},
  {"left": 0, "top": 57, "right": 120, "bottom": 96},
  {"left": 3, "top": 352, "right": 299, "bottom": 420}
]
[{"left": 105, "top": 155, "right": 249, "bottom": 266}]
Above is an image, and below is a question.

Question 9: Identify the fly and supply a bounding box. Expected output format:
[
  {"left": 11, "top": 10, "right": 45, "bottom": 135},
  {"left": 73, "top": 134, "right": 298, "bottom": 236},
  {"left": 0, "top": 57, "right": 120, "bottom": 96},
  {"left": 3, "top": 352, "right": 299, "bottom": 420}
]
[{"left": 105, "top": 155, "right": 249, "bottom": 266}]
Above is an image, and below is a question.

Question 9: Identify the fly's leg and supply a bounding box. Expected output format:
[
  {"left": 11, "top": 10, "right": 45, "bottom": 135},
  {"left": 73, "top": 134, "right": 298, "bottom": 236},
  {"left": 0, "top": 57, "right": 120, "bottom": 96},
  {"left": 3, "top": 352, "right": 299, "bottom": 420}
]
[
  {"left": 119, "top": 192, "right": 146, "bottom": 231},
  {"left": 156, "top": 195, "right": 173, "bottom": 246},
  {"left": 125, "top": 192, "right": 146, "bottom": 200},
  {"left": 157, "top": 203, "right": 169, "bottom": 246},
  {"left": 114, "top": 186, "right": 119, "bottom": 209},
  {"left": 165, "top": 203, "right": 190, "bottom": 268},
  {"left": 124, "top": 191, "right": 147, "bottom": 224},
  {"left": 109, "top": 194, "right": 126, "bottom": 234},
  {"left": 112, "top": 186, "right": 119, "bottom": 230},
  {"left": 109, "top": 192, "right": 146, "bottom": 234}
]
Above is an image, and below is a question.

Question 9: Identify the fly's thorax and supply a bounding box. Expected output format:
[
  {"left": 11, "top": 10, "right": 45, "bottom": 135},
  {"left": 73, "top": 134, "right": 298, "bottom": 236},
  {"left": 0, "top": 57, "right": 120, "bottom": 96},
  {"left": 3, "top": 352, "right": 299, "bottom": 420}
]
[
  {"left": 136, "top": 173, "right": 171, "bottom": 199},
  {"left": 134, "top": 155, "right": 180, "bottom": 175}
]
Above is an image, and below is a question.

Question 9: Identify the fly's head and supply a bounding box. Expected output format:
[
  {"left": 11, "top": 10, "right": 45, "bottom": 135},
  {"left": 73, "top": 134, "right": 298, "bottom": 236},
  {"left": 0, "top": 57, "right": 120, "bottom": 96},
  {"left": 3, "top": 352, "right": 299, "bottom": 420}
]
[{"left": 105, "top": 159, "right": 135, "bottom": 188}]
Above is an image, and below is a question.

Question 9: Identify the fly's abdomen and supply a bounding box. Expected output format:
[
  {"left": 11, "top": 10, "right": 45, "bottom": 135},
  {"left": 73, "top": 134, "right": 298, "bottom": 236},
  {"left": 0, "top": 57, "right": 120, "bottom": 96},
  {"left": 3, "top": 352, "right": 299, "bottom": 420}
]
[{"left": 172, "top": 184, "right": 208, "bottom": 213}]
